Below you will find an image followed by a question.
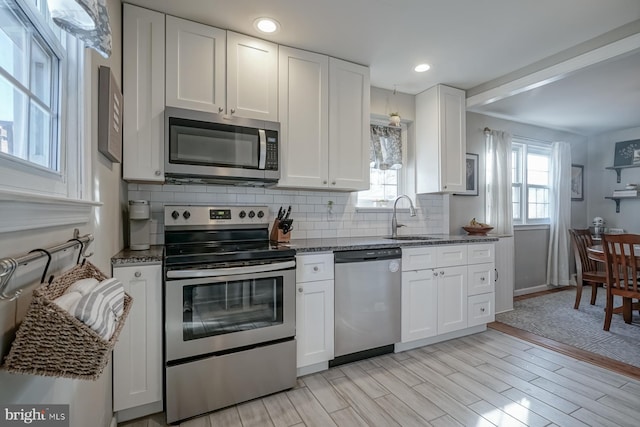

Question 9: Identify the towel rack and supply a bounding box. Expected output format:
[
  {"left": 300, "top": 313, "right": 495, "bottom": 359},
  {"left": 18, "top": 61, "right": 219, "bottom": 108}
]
[{"left": 0, "top": 228, "right": 94, "bottom": 301}]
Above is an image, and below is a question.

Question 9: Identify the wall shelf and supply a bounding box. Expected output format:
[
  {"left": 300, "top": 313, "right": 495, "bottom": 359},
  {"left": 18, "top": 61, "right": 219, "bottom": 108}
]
[
  {"left": 605, "top": 196, "right": 639, "bottom": 213},
  {"left": 605, "top": 164, "right": 640, "bottom": 183}
]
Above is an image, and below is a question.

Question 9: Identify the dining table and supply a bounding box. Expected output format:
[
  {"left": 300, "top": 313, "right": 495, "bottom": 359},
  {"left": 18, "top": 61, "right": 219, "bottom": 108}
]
[{"left": 587, "top": 244, "right": 640, "bottom": 323}]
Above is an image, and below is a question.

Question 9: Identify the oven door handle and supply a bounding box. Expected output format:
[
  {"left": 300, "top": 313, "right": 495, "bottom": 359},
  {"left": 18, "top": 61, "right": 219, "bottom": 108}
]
[{"left": 166, "top": 260, "right": 296, "bottom": 279}]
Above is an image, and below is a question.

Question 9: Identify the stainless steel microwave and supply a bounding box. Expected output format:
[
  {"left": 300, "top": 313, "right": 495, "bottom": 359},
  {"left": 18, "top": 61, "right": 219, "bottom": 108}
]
[{"left": 164, "top": 107, "right": 280, "bottom": 185}]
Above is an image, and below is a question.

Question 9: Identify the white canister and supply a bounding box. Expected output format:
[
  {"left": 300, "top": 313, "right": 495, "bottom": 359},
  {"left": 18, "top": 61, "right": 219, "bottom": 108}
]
[{"left": 129, "top": 200, "right": 150, "bottom": 220}]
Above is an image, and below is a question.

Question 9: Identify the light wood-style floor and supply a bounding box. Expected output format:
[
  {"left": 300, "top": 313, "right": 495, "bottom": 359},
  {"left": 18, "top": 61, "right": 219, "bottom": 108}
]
[{"left": 120, "top": 329, "right": 640, "bottom": 427}]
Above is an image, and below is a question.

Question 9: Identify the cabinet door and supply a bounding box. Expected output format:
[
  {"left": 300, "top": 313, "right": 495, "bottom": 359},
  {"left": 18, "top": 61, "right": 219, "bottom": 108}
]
[
  {"left": 296, "top": 279, "right": 334, "bottom": 368},
  {"left": 122, "top": 4, "right": 165, "bottom": 182},
  {"left": 415, "top": 84, "right": 466, "bottom": 193},
  {"left": 227, "top": 31, "right": 278, "bottom": 121},
  {"left": 467, "top": 263, "right": 495, "bottom": 296},
  {"left": 436, "top": 265, "right": 467, "bottom": 334},
  {"left": 277, "top": 47, "right": 329, "bottom": 188},
  {"left": 468, "top": 293, "right": 495, "bottom": 327},
  {"left": 165, "top": 16, "right": 226, "bottom": 113},
  {"left": 401, "top": 269, "right": 437, "bottom": 342},
  {"left": 328, "top": 58, "right": 370, "bottom": 191},
  {"left": 439, "top": 85, "right": 466, "bottom": 193},
  {"left": 113, "top": 264, "right": 163, "bottom": 412}
]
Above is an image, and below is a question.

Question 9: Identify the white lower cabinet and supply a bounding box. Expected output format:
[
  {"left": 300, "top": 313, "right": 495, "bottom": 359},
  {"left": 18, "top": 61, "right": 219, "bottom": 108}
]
[
  {"left": 401, "top": 269, "right": 437, "bottom": 342},
  {"left": 401, "top": 243, "right": 494, "bottom": 344},
  {"left": 436, "top": 265, "right": 468, "bottom": 334},
  {"left": 112, "top": 264, "right": 163, "bottom": 415},
  {"left": 295, "top": 254, "right": 334, "bottom": 371}
]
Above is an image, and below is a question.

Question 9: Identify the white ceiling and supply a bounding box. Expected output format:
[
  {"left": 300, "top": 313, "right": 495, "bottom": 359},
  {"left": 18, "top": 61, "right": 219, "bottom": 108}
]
[{"left": 123, "top": 0, "right": 640, "bottom": 136}]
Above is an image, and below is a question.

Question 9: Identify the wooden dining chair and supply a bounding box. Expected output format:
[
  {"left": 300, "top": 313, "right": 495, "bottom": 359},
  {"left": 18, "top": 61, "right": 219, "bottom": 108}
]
[
  {"left": 602, "top": 233, "right": 640, "bottom": 331},
  {"left": 569, "top": 228, "right": 607, "bottom": 309}
]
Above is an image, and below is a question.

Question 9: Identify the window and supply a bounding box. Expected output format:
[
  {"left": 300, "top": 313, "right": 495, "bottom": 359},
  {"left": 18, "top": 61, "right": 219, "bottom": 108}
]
[
  {"left": 0, "top": 0, "right": 93, "bottom": 233},
  {"left": 512, "top": 140, "right": 551, "bottom": 224},
  {"left": 357, "top": 121, "right": 407, "bottom": 208},
  {"left": 0, "top": 0, "right": 62, "bottom": 170}
]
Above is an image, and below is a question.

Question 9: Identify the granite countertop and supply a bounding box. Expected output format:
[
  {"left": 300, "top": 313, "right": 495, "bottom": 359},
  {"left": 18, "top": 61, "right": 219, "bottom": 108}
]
[
  {"left": 283, "top": 234, "right": 499, "bottom": 253},
  {"left": 110, "top": 235, "right": 500, "bottom": 263},
  {"left": 111, "top": 245, "right": 164, "bottom": 266}
]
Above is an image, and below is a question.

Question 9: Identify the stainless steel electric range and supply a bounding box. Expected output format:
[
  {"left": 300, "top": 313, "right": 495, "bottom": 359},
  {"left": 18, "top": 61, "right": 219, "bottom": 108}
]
[{"left": 163, "top": 205, "right": 297, "bottom": 424}]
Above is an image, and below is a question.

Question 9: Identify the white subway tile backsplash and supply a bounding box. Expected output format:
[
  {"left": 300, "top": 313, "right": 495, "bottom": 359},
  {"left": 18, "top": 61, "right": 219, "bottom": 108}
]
[{"left": 125, "top": 183, "right": 446, "bottom": 240}]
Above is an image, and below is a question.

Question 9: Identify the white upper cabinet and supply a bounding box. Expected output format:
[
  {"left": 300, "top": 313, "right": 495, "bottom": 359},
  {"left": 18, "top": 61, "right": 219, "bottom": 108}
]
[
  {"left": 227, "top": 31, "right": 278, "bottom": 121},
  {"left": 122, "top": 4, "right": 165, "bottom": 182},
  {"left": 415, "top": 84, "right": 466, "bottom": 193},
  {"left": 165, "top": 16, "right": 226, "bottom": 113},
  {"left": 278, "top": 46, "right": 329, "bottom": 188},
  {"left": 329, "top": 58, "right": 370, "bottom": 191},
  {"left": 165, "top": 20, "right": 277, "bottom": 121},
  {"left": 278, "top": 54, "right": 370, "bottom": 191}
]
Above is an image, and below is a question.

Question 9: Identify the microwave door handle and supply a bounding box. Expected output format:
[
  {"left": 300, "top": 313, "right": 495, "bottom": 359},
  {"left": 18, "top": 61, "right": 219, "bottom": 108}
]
[
  {"left": 166, "top": 260, "right": 295, "bottom": 279},
  {"left": 258, "top": 129, "right": 267, "bottom": 170}
]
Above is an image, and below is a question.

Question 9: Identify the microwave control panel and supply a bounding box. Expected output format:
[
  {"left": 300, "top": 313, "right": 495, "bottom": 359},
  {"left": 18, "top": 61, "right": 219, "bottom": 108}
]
[{"left": 265, "top": 132, "right": 278, "bottom": 170}]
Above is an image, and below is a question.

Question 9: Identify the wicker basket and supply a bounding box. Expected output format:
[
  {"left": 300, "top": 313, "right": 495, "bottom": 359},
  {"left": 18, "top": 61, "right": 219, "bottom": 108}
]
[{"left": 2, "top": 261, "right": 132, "bottom": 380}]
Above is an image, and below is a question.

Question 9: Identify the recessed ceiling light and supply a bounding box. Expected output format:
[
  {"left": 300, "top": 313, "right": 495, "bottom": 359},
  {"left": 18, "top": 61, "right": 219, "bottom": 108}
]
[
  {"left": 414, "top": 63, "right": 431, "bottom": 72},
  {"left": 254, "top": 17, "right": 280, "bottom": 33}
]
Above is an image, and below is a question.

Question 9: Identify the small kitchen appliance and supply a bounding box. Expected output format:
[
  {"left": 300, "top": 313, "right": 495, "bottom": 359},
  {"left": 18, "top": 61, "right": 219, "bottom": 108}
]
[
  {"left": 163, "top": 205, "right": 296, "bottom": 423},
  {"left": 128, "top": 200, "right": 150, "bottom": 250}
]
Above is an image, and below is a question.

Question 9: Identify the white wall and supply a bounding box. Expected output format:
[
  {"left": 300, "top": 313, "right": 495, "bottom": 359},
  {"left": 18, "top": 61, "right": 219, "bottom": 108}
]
[
  {"left": 587, "top": 126, "right": 640, "bottom": 232},
  {"left": 0, "top": 1, "right": 124, "bottom": 426}
]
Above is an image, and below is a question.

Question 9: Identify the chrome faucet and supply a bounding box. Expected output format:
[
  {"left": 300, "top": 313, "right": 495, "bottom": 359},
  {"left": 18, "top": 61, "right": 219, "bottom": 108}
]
[{"left": 391, "top": 195, "right": 417, "bottom": 238}]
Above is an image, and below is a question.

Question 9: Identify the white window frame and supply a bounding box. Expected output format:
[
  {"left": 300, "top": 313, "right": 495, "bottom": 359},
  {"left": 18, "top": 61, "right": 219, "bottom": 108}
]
[
  {"left": 356, "top": 118, "right": 409, "bottom": 210},
  {"left": 512, "top": 138, "right": 552, "bottom": 226},
  {"left": 0, "top": 0, "right": 98, "bottom": 233}
]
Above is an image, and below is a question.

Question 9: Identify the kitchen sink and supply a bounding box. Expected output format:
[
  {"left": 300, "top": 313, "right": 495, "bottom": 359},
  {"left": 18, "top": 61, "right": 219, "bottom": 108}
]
[{"left": 384, "top": 236, "right": 442, "bottom": 241}]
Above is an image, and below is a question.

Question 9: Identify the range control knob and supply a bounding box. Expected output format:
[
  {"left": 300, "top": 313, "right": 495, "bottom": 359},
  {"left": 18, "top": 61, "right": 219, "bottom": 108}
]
[
  {"left": 248, "top": 210, "right": 256, "bottom": 218},
  {"left": 171, "top": 210, "right": 180, "bottom": 220},
  {"left": 239, "top": 210, "right": 246, "bottom": 218},
  {"left": 183, "top": 211, "right": 191, "bottom": 219},
  {"left": 257, "top": 210, "right": 264, "bottom": 218}
]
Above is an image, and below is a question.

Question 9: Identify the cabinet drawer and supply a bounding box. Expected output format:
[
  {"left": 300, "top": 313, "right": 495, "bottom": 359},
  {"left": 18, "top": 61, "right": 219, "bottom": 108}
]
[
  {"left": 468, "top": 243, "right": 495, "bottom": 264},
  {"left": 467, "top": 293, "right": 495, "bottom": 327},
  {"left": 436, "top": 245, "right": 467, "bottom": 267},
  {"left": 296, "top": 253, "right": 334, "bottom": 282},
  {"left": 467, "top": 263, "right": 495, "bottom": 296},
  {"left": 402, "top": 247, "right": 437, "bottom": 271}
]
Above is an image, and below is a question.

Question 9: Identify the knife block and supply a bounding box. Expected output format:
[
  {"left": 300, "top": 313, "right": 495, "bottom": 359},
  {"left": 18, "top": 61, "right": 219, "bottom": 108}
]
[{"left": 270, "top": 219, "right": 291, "bottom": 243}]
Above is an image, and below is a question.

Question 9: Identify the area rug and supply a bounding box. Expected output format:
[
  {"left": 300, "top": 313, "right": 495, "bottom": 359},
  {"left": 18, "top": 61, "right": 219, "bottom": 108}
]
[{"left": 495, "top": 287, "right": 640, "bottom": 368}]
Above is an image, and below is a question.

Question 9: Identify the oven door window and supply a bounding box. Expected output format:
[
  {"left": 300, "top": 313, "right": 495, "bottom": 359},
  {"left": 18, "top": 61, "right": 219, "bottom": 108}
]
[
  {"left": 169, "top": 118, "right": 260, "bottom": 169},
  {"left": 182, "top": 276, "right": 283, "bottom": 341}
]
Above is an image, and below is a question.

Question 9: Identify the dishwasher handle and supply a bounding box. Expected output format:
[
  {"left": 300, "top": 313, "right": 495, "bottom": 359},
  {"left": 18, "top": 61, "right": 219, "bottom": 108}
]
[{"left": 334, "top": 248, "right": 401, "bottom": 263}]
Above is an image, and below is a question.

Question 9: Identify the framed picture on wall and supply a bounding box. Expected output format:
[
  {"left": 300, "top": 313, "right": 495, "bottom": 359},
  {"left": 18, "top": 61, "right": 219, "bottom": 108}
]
[
  {"left": 455, "top": 153, "right": 479, "bottom": 196},
  {"left": 571, "top": 164, "right": 584, "bottom": 201}
]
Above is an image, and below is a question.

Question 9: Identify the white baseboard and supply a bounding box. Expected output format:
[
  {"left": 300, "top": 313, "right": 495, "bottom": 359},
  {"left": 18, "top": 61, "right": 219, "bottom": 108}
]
[
  {"left": 297, "top": 361, "right": 328, "bottom": 377},
  {"left": 394, "top": 325, "right": 487, "bottom": 353},
  {"left": 115, "top": 401, "right": 163, "bottom": 423},
  {"left": 513, "top": 284, "right": 549, "bottom": 296},
  {"left": 109, "top": 416, "right": 117, "bottom": 427}
]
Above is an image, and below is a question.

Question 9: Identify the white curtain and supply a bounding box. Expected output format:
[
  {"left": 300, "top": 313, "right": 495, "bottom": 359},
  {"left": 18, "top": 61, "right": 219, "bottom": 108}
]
[
  {"left": 485, "top": 130, "right": 513, "bottom": 235},
  {"left": 48, "top": 0, "right": 112, "bottom": 58},
  {"left": 546, "top": 141, "right": 572, "bottom": 286}
]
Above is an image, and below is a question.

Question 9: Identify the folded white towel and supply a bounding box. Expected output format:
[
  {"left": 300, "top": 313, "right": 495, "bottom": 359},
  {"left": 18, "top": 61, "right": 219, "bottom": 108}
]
[
  {"left": 65, "top": 278, "right": 99, "bottom": 295},
  {"left": 92, "top": 278, "right": 125, "bottom": 318},
  {"left": 74, "top": 292, "right": 117, "bottom": 340},
  {"left": 53, "top": 291, "right": 82, "bottom": 313}
]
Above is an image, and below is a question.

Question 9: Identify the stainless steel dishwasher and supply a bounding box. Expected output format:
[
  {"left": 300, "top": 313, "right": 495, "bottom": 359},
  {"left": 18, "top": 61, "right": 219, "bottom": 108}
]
[{"left": 332, "top": 247, "right": 402, "bottom": 365}]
